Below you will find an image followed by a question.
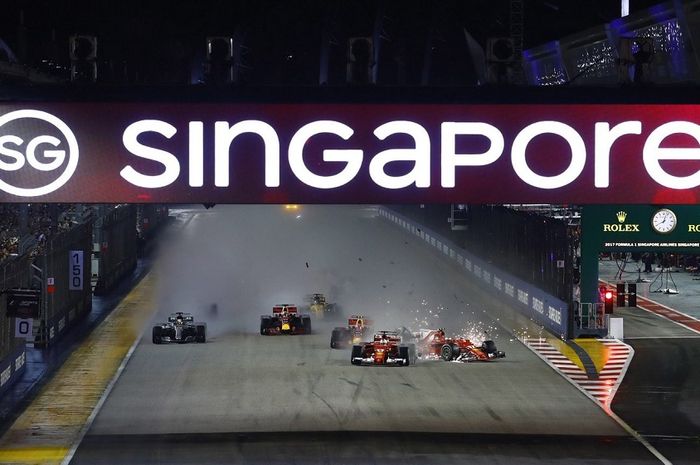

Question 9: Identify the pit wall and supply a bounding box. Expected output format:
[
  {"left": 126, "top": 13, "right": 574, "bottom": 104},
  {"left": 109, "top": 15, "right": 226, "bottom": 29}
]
[{"left": 379, "top": 207, "right": 570, "bottom": 339}]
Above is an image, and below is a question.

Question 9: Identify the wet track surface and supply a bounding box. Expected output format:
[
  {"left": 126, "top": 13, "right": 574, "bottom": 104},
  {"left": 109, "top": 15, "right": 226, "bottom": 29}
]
[
  {"left": 600, "top": 261, "right": 700, "bottom": 463},
  {"left": 87, "top": 332, "right": 615, "bottom": 436},
  {"left": 73, "top": 432, "right": 655, "bottom": 465},
  {"left": 613, "top": 338, "right": 700, "bottom": 465},
  {"left": 69, "top": 206, "right": 659, "bottom": 464}
]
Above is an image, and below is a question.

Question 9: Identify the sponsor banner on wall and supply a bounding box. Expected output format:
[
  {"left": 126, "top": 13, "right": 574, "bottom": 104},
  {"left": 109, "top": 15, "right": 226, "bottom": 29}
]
[{"left": 2, "top": 103, "right": 700, "bottom": 203}]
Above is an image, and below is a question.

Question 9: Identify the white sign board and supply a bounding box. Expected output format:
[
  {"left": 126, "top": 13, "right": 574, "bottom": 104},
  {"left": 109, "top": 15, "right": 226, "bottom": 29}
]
[
  {"left": 15, "top": 318, "right": 33, "bottom": 340},
  {"left": 69, "top": 250, "right": 84, "bottom": 290},
  {"left": 609, "top": 317, "right": 624, "bottom": 340}
]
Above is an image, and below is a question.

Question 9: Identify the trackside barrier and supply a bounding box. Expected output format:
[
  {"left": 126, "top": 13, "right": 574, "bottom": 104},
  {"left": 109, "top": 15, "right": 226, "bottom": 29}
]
[
  {"left": 35, "top": 222, "right": 93, "bottom": 347},
  {"left": 138, "top": 205, "right": 169, "bottom": 242},
  {"left": 575, "top": 302, "right": 606, "bottom": 336},
  {"left": 93, "top": 205, "right": 137, "bottom": 296},
  {"left": 378, "top": 207, "right": 570, "bottom": 339},
  {"left": 0, "top": 254, "right": 32, "bottom": 395},
  {"left": 0, "top": 343, "right": 25, "bottom": 398}
]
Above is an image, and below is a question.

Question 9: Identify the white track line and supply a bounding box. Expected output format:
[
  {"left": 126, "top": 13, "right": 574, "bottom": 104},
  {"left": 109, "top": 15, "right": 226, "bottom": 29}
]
[
  {"left": 62, "top": 211, "right": 197, "bottom": 465},
  {"left": 61, "top": 326, "right": 145, "bottom": 465}
]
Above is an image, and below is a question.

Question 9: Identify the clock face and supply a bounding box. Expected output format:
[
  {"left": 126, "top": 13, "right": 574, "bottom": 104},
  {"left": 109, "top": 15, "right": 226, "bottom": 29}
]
[{"left": 651, "top": 208, "right": 677, "bottom": 234}]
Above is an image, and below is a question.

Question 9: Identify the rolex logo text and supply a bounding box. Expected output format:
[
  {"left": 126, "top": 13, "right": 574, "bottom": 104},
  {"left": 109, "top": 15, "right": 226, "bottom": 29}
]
[{"left": 603, "top": 211, "right": 640, "bottom": 232}]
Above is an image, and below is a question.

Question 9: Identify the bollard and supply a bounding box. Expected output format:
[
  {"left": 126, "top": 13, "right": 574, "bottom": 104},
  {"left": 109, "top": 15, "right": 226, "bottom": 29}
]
[
  {"left": 628, "top": 282, "right": 637, "bottom": 307},
  {"left": 616, "top": 282, "right": 626, "bottom": 307}
]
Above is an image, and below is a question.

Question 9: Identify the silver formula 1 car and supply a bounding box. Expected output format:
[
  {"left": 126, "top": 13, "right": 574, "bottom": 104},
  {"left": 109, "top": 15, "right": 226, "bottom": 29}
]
[{"left": 152, "top": 312, "right": 207, "bottom": 344}]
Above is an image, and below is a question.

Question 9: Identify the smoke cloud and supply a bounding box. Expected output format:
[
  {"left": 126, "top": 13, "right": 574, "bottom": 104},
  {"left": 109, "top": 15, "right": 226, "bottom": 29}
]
[{"left": 152, "top": 205, "right": 506, "bottom": 343}]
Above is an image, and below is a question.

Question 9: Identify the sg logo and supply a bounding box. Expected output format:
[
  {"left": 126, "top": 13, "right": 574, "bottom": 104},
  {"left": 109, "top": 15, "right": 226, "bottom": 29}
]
[{"left": 0, "top": 109, "right": 79, "bottom": 196}]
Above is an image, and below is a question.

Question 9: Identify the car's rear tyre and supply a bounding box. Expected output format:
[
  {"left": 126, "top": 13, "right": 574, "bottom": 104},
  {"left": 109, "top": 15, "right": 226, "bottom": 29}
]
[
  {"left": 302, "top": 316, "right": 312, "bottom": 334},
  {"left": 195, "top": 324, "right": 206, "bottom": 343},
  {"left": 482, "top": 340, "right": 497, "bottom": 355},
  {"left": 260, "top": 317, "right": 271, "bottom": 335},
  {"left": 152, "top": 326, "right": 162, "bottom": 344},
  {"left": 351, "top": 345, "right": 363, "bottom": 365},
  {"left": 399, "top": 345, "right": 411, "bottom": 366},
  {"left": 330, "top": 328, "right": 342, "bottom": 348},
  {"left": 441, "top": 343, "right": 455, "bottom": 361},
  {"left": 407, "top": 343, "right": 417, "bottom": 365}
]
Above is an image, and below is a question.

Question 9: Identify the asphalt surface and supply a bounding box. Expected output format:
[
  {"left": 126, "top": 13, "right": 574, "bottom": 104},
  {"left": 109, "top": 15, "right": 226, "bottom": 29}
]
[
  {"left": 72, "top": 432, "right": 654, "bottom": 465},
  {"left": 599, "top": 256, "right": 700, "bottom": 463},
  {"left": 70, "top": 205, "right": 657, "bottom": 464},
  {"left": 613, "top": 338, "right": 700, "bottom": 465}
]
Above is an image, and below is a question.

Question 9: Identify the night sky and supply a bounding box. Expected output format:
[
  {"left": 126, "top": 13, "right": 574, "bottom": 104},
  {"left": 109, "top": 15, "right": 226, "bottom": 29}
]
[{"left": 2, "top": 0, "right": 663, "bottom": 85}]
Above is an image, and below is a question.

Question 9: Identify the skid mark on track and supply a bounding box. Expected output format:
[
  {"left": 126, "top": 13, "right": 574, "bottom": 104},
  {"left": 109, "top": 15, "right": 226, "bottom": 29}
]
[
  {"left": 397, "top": 371, "right": 418, "bottom": 390},
  {"left": 351, "top": 377, "right": 366, "bottom": 404},
  {"left": 310, "top": 391, "right": 342, "bottom": 427},
  {"left": 339, "top": 377, "right": 359, "bottom": 387},
  {"left": 485, "top": 407, "right": 503, "bottom": 422}
]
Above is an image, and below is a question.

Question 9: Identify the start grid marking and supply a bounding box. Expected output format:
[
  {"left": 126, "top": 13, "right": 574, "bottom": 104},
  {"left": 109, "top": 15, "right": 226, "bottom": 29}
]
[{"left": 525, "top": 338, "right": 633, "bottom": 410}]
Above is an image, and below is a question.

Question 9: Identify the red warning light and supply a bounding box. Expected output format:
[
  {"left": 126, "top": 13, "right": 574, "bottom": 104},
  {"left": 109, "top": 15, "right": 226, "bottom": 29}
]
[{"left": 604, "top": 291, "right": 614, "bottom": 314}]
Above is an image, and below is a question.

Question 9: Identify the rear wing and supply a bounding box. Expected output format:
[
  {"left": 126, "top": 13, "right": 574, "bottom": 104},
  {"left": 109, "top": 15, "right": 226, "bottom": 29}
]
[
  {"left": 168, "top": 313, "right": 194, "bottom": 322},
  {"left": 273, "top": 305, "right": 298, "bottom": 314},
  {"left": 373, "top": 330, "right": 402, "bottom": 342},
  {"left": 348, "top": 315, "right": 372, "bottom": 326}
]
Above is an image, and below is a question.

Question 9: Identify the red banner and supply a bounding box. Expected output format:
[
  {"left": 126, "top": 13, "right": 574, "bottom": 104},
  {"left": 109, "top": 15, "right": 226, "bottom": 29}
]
[{"left": 1, "top": 103, "right": 699, "bottom": 203}]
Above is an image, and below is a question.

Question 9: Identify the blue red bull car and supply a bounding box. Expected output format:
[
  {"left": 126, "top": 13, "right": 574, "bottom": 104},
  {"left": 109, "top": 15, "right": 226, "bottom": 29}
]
[
  {"left": 330, "top": 315, "right": 372, "bottom": 349},
  {"left": 260, "top": 304, "right": 312, "bottom": 335}
]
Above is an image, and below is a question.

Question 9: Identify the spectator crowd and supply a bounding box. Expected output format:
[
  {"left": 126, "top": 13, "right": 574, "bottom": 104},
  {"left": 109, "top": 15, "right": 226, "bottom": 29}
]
[{"left": 0, "top": 204, "right": 81, "bottom": 263}]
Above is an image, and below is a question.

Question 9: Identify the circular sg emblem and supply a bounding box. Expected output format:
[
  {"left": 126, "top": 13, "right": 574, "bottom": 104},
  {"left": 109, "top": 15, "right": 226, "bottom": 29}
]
[{"left": 0, "top": 109, "right": 79, "bottom": 197}]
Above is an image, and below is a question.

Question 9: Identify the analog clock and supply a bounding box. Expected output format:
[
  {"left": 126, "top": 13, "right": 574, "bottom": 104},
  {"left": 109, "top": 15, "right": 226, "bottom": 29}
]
[{"left": 651, "top": 208, "right": 677, "bottom": 234}]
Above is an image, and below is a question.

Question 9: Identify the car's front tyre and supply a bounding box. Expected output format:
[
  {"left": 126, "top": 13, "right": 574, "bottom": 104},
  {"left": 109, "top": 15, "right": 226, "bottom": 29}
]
[
  {"left": 152, "top": 326, "right": 162, "bottom": 344},
  {"left": 195, "top": 324, "right": 206, "bottom": 343}
]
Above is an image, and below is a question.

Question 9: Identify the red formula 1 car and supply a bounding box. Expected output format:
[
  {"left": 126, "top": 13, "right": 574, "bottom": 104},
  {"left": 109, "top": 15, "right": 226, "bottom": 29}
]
[
  {"left": 350, "top": 330, "right": 416, "bottom": 366},
  {"left": 260, "top": 304, "right": 312, "bottom": 335},
  {"left": 414, "top": 329, "right": 505, "bottom": 362},
  {"left": 330, "top": 315, "right": 372, "bottom": 349}
]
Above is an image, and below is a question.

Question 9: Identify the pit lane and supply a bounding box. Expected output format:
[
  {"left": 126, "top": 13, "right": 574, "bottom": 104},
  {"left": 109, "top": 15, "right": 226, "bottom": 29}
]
[{"left": 70, "top": 205, "right": 654, "bottom": 463}]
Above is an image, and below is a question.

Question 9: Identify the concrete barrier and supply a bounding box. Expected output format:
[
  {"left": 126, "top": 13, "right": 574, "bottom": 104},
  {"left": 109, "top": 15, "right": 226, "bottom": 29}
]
[{"left": 0, "top": 344, "right": 26, "bottom": 398}]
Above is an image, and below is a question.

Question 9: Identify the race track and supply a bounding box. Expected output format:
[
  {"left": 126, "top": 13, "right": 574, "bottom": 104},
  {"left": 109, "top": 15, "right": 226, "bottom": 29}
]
[{"left": 71, "top": 205, "right": 655, "bottom": 464}]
